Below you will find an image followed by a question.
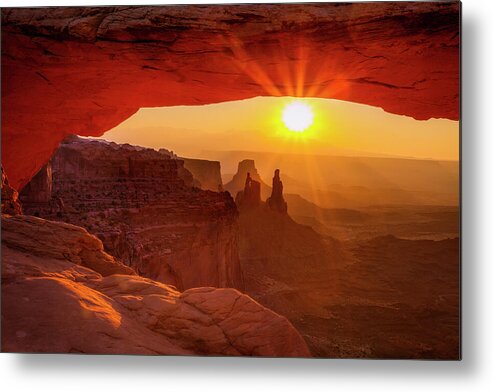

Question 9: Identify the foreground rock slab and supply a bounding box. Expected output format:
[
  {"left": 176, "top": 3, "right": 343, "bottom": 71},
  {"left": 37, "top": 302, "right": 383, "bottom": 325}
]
[{"left": 1, "top": 214, "right": 310, "bottom": 357}]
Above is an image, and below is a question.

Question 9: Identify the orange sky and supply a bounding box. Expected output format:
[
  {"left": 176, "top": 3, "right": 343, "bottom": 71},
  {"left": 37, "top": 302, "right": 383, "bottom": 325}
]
[{"left": 100, "top": 97, "right": 459, "bottom": 161}]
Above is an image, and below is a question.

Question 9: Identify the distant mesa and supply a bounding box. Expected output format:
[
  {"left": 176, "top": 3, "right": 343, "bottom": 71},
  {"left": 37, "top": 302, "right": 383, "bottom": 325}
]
[
  {"left": 224, "top": 159, "right": 271, "bottom": 200},
  {"left": 231, "top": 160, "right": 288, "bottom": 215}
]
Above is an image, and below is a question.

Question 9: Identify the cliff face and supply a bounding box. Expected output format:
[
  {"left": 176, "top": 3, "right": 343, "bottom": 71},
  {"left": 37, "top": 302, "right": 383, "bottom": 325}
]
[
  {"left": 17, "top": 162, "right": 53, "bottom": 203},
  {"left": 1, "top": 214, "right": 310, "bottom": 357},
  {"left": 1, "top": 3, "right": 459, "bottom": 189},
  {"left": 20, "top": 137, "right": 243, "bottom": 291},
  {"left": 182, "top": 157, "right": 223, "bottom": 192},
  {"left": 1, "top": 167, "right": 22, "bottom": 215}
]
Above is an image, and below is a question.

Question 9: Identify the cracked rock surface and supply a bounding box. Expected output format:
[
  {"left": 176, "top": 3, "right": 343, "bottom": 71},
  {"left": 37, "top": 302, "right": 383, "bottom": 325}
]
[{"left": 1, "top": 3, "right": 459, "bottom": 189}]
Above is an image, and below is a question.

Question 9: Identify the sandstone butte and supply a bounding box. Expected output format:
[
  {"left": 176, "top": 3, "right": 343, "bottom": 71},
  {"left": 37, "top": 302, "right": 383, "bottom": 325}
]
[
  {"left": 1, "top": 214, "right": 310, "bottom": 357},
  {"left": 225, "top": 159, "right": 271, "bottom": 201},
  {"left": 1, "top": 3, "right": 459, "bottom": 190}
]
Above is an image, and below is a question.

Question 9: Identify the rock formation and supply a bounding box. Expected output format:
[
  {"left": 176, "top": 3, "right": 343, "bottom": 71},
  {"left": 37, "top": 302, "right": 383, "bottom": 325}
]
[
  {"left": 18, "top": 162, "right": 53, "bottom": 204},
  {"left": 182, "top": 157, "right": 223, "bottom": 192},
  {"left": 224, "top": 160, "right": 271, "bottom": 200},
  {"left": 2, "top": 214, "right": 135, "bottom": 277},
  {"left": 1, "top": 3, "right": 459, "bottom": 189},
  {"left": 1, "top": 166, "right": 22, "bottom": 215},
  {"left": 229, "top": 164, "right": 288, "bottom": 213},
  {"left": 1, "top": 214, "right": 310, "bottom": 357},
  {"left": 20, "top": 137, "right": 243, "bottom": 291},
  {"left": 235, "top": 173, "right": 261, "bottom": 210},
  {"left": 267, "top": 169, "right": 288, "bottom": 214}
]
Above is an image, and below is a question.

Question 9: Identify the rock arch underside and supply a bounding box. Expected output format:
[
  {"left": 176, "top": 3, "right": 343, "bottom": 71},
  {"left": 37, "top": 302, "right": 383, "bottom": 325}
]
[{"left": 2, "top": 2, "right": 459, "bottom": 190}]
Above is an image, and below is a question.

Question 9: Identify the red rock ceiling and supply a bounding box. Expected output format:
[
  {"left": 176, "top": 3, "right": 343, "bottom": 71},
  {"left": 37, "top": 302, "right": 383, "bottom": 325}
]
[{"left": 1, "top": 3, "right": 460, "bottom": 190}]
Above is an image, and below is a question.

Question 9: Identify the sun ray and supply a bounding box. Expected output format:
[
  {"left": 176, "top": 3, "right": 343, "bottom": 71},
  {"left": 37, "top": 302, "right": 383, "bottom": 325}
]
[{"left": 224, "top": 34, "right": 282, "bottom": 97}]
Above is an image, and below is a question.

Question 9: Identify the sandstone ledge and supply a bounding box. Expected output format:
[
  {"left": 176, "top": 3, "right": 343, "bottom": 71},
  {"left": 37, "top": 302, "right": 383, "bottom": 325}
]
[{"left": 1, "top": 214, "right": 310, "bottom": 357}]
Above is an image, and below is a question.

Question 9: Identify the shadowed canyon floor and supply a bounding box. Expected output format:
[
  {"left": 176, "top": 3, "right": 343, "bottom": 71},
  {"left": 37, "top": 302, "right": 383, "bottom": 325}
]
[
  {"left": 238, "top": 206, "right": 459, "bottom": 359},
  {"left": 288, "top": 198, "right": 460, "bottom": 241}
]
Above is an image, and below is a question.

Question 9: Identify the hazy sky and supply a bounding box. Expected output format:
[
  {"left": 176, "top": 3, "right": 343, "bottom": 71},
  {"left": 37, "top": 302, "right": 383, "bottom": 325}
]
[{"left": 100, "top": 97, "right": 459, "bottom": 161}]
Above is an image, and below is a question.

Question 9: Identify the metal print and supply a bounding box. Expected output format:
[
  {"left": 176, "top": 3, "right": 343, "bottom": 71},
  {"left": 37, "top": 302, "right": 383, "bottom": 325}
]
[{"left": 1, "top": 2, "right": 460, "bottom": 359}]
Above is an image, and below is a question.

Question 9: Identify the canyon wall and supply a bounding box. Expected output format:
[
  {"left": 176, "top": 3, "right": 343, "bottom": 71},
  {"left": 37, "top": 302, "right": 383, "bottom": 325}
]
[
  {"left": 2, "top": 3, "right": 459, "bottom": 189},
  {"left": 1, "top": 167, "right": 22, "bottom": 215},
  {"left": 182, "top": 157, "right": 223, "bottom": 192},
  {"left": 20, "top": 137, "right": 243, "bottom": 291}
]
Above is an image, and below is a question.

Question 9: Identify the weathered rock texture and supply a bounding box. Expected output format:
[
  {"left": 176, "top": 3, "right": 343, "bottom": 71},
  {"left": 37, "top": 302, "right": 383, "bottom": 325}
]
[
  {"left": 18, "top": 161, "right": 53, "bottom": 203},
  {"left": 2, "top": 214, "right": 135, "bottom": 277},
  {"left": 1, "top": 3, "right": 459, "bottom": 189},
  {"left": 1, "top": 214, "right": 310, "bottom": 356},
  {"left": 267, "top": 169, "right": 288, "bottom": 214},
  {"left": 20, "top": 137, "right": 243, "bottom": 291},
  {"left": 182, "top": 157, "right": 223, "bottom": 192},
  {"left": 1, "top": 166, "right": 22, "bottom": 215}
]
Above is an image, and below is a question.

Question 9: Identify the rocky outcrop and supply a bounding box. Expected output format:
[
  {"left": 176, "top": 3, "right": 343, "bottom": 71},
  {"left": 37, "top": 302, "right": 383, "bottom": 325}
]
[
  {"left": 2, "top": 215, "right": 135, "bottom": 277},
  {"left": 225, "top": 160, "right": 271, "bottom": 200},
  {"left": 20, "top": 137, "right": 243, "bottom": 291},
  {"left": 1, "top": 214, "right": 310, "bottom": 356},
  {"left": 17, "top": 162, "right": 53, "bottom": 204},
  {"left": 182, "top": 157, "right": 223, "bottom": 192},
  {"left": 1, "top": 167, "right": 22, "bottom": 215},
  {"left": 267, "top": 169, "right": 288, "bottom": 214},
  {"left": 235, "top": 173, "right": 261, "bottom": 210},
  {"left": 2, "top": 3, "right": 459, "bottom": 189}
]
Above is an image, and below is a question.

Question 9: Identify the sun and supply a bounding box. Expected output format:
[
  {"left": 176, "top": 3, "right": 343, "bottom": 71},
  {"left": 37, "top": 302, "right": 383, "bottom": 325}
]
[{"left": 281, "top": 101, "right": 314, "bottom": 132}]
